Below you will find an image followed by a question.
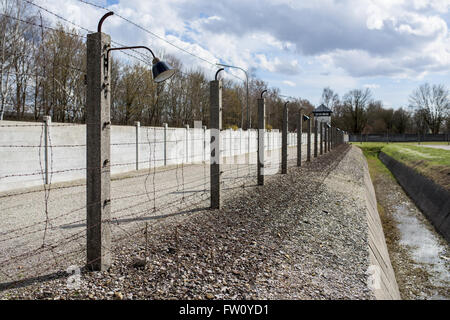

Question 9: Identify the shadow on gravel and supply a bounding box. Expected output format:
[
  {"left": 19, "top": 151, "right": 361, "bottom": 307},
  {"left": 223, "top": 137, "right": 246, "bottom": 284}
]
[
  {"left": 59, "top": 206, "right": 210, "bottom": 230},
  {"left": 0, "top": 270, "right": 67, "bottom": 292}
]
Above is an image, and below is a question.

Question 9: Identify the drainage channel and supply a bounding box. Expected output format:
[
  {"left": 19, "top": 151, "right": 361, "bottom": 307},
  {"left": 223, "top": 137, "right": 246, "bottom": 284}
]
[{"left": 369, "top": 156, "right": 449, "bottom": 299}]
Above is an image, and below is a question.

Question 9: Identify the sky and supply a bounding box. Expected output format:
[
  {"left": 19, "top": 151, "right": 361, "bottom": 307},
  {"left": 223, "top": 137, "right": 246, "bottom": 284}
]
[{"left": 36, "top": 0, "right": 450, "bottom": 109}]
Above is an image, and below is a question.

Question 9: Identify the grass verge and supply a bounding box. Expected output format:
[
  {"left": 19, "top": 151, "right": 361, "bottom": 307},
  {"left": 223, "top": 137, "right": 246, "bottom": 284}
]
[{"left": 352, "top": 142, "right": 450, "bottom": 191}]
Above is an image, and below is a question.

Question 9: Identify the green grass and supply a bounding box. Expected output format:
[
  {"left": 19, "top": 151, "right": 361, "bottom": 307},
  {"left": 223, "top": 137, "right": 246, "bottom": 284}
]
[
  {"left": 353, "top": 143, "right": 393, "bottom": 180},
  {"left": 382, "top": 144, "right": 450, "bottom": 167},
  {"left": 353, "top": 142, "right": 450, "bottom": 191}
]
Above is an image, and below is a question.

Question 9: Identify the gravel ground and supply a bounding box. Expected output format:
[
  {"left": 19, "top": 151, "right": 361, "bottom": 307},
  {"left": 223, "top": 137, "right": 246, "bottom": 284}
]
[
  {"left": 0, "top": 146, "right": 300, "bottom": 284},
  {"left": 0, "top": 145, "right": 375, "bottom": 299}
]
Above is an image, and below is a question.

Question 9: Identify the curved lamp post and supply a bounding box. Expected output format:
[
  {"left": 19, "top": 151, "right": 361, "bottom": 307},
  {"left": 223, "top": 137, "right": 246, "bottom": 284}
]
[
  {"left": 100, "top": 12, "right": 176, "bottom": 83},
  {"left": 216, "top": 63, "right": 249, "bottom": 129},
  {"left": 261, "top": 89, "right": 267, "bottom": 99},
  {"left": 281, "top": 101, "right": 289, "bottom": 174},
  {"left": 215, "top": 68, "right": 224, "bottom": 81},
  {"left": 86, "top": 12, "right": 176, "bottom": 271}
]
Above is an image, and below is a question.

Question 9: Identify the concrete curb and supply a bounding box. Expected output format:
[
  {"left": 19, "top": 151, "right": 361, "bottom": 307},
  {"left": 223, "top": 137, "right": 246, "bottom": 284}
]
[{"left": 358, "top": 148, "right": 401, "bottom": 300}]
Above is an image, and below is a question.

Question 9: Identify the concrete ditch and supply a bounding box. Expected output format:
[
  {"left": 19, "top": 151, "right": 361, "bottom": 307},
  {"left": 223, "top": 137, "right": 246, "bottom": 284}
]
[
  {"left": 360, "top": 149, "right": 401, "bottom": 299},
  {"left": 379, "top": 152, "right": 450, "bottom": 243}
]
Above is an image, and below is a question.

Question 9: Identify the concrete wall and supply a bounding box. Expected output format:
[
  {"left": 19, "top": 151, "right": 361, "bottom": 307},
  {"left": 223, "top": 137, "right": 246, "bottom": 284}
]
[
  {"left": 379, "top": 152, "right": 450, "bottom": 243},
  {"left": 359, "top": 148, "right": 401, "bottom": 300},
  {"left": 0, "top": 121, "right": 320, "bottom": 192}
]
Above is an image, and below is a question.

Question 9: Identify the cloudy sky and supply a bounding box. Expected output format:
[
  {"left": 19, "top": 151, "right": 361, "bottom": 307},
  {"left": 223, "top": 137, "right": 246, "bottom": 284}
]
[{"left": 38, "top": 0, "right": 450, "bottom": 108}]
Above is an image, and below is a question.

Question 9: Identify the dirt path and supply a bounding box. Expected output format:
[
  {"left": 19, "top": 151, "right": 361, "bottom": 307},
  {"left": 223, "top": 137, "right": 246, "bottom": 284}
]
[
  {"left": 370, "top": 156, "right": 450, "bottom": 299},
  {"left": 420, "top": 144, "right": 450, "bottom": 151}
]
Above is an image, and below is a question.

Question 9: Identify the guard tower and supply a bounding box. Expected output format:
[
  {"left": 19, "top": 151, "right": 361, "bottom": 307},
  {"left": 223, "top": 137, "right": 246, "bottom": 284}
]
[{"left": 312, "top": 104, "right": 332, "bottom": 125}]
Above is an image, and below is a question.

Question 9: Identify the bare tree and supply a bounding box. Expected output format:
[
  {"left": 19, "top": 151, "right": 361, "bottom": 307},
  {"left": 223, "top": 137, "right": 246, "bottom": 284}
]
[
  {"left": 341, "top": 88, "right": 372, "bottom": 134},
  {"left": 320, "top": 87, "right": 339, "bottom": 111},
  {"left": 392, "top": 108, "right": 410, "bottom": 134},
  {"left": 0, "top": 0, "right": 319, "bottom": 127},
  {"left": 409, "top": 83, "right": 450, "bottom": 134},
  {"left": 0, "top": 0, "right": 30, "bottom": 120}
]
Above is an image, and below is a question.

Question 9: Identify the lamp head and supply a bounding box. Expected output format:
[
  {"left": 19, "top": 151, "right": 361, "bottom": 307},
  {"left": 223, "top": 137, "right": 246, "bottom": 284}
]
[
  {"left": 302, "top": 115, "right": 310, "bottom": 121},
  {"left": 326, "top": 123, "right": 331, "bottom": 128},
  {"left": 152, "top": 57, "right": 176, "bottom": 83}
]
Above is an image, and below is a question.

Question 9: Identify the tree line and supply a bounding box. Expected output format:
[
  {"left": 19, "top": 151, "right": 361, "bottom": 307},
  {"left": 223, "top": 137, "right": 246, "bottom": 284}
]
[
  {"left": 323, "top": 85, "right": 450, "bottom": 135},
  {"left": 0, "top": 0, "right": 315, "bottom": 130},
  {"left": 1, "top": 0, "right": 449, "bottom": 133}
]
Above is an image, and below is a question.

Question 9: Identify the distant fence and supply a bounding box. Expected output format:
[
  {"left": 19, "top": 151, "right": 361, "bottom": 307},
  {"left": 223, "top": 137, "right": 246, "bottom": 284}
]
[{"left": 349, "top": 133, "right": 450, "bottom": 143}]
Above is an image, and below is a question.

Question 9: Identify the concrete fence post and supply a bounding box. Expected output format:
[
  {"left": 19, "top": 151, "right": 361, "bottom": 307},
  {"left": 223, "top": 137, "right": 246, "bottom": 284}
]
[
  {"left": 328, "top": 126, "right": 333, "bottom": 152},
  {"left": 229, "top": 129, "right": 232, "bottom": 162},
  {"left": 210, "top": 79, "right": 222, "bottom": 209},
  {"left": 257, "top": 97, "right": 265, "bottom": 185},
  {"left": 320, "top": 122, "right": 323, "bottom": 155},
  {"left": 246, "top": 128, "right": 250, "bottom": 166},
  {"left": 331, "top": 127, "right": 333, "bottom": 149},
  {"left": 281, "top": 103, "right": 288, "bottom": 174},
  {"left": 335, "top": 128, "right": 338, "bottom": 148},
  {"left": 86, "top": 31, "right": 111, "bottom": 271},
  {"left": 43, "top": 115, "right": 51, "bottom": 185},
  {"left": 328, "top": 127, "right": 332, "bottom": 151},
  {"left": 314, "top": 119, "right": 318, "bottom": 158},
  {"left": 194, "top": 121, "right": 202, "bottom": 163},
  {"left": 163, "top": 123, "right": 168, "bottom": 166},
  {"left": 297, "top": 111, "right": 302, "bottom": 167},
  {"left": 134, "top": 121, "right": 140, "bottom": 170},
  {"left": 307, "top": 117, "right": 311, "bottom": 162},
  {"left": 335, "top": 128, "right": 337, "bottom": 148},
  {"left": 239, "top": 128, "right": 242, "bottom": 157},
  {"left": 331, "top": 127, "right": 334, "bottom": 149},
  {"left": 185, "top": 124, "right": 189, "bottom": 163},
  {"left": 203, "top": 125, "right": 206, "bottom": 163},
  {"left": 333, "top": 127, "right": 336, "bottom": 149}
]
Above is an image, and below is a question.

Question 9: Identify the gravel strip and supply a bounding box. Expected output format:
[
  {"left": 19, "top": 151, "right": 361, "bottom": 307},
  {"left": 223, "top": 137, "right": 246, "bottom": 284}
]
[{"left": 0, "top": 145, "right": 374, "bottom": 300}]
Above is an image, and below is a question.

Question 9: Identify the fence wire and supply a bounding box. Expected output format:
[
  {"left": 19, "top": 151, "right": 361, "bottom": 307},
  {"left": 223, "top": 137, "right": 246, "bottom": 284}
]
[{"left": 0, "top": 120, "right": 331, "bottom": 290}]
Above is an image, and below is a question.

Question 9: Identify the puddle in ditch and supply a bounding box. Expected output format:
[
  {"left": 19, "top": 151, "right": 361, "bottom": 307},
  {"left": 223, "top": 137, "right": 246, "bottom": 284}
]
[{"left": 394, "top": 203, "right": 450, "bottom": 299}]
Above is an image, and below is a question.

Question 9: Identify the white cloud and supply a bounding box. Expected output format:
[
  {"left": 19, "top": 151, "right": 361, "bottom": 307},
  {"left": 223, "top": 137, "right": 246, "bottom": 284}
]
[
  {"left": 256, "top": 54, "right": 300, "bottom": 75},
  {"left": 31, "top": 0, "right": 450, "bottom": 108},
  {"left": 282, "top": 80, "right": 296, "bottom": 87}
]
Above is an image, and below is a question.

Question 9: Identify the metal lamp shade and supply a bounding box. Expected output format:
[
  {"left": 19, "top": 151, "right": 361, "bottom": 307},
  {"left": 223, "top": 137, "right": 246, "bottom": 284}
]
[{"left": 152, "top": 59, "right": 176, "bottom": 83}]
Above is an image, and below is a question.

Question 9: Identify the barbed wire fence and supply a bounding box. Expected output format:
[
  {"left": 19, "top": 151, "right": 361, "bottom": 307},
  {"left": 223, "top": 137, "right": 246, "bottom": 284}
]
[
  {"left": 0, "top": 0, "right": 347, "bottom": 291},
  {"left": 0, "top": 114, "right": 345, "bottom": 289}
]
